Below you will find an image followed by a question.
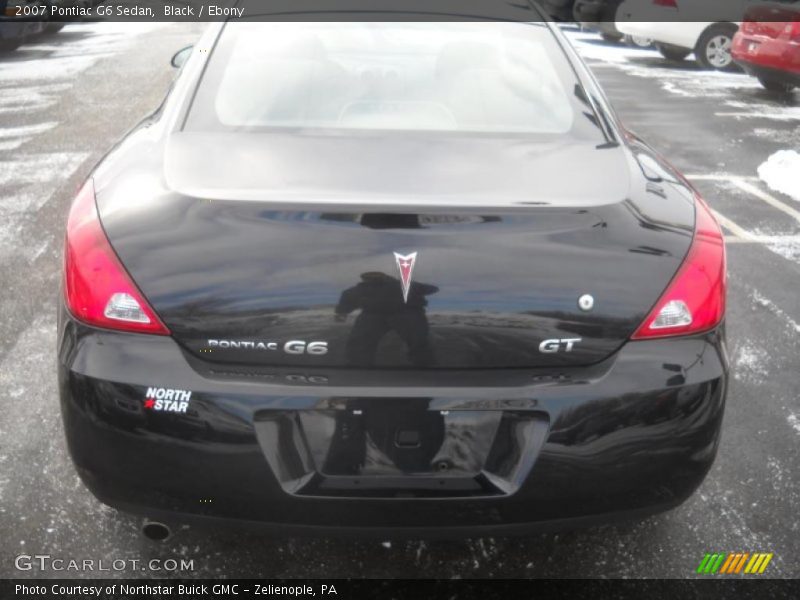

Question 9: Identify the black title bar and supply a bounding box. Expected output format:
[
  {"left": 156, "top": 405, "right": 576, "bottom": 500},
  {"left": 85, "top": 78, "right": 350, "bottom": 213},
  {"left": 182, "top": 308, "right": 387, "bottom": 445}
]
[
  {"left": 3, "top": 579, "right": 800, "bottom": 600},
  {"left": 7, "top": 0, "right": 800, "bottom": 22}
]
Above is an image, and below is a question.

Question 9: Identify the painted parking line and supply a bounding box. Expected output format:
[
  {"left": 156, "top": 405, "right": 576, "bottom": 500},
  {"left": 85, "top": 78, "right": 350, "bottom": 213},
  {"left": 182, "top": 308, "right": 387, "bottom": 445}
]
[
  {"left": 712, "top": 209, "right": 797, "bottom": 246},
  {"left": 684, "top": 174, "right": 759, "bottom": 182},
  {"left": 687, "top": 176, "right": 800, "bottom": 263},
  {"left": 730, "top": 179, "right": 800, "bottom": 225},
  {"left": 711, "top": 209, "right": 757, "bottom": 242},
  {"left": 723, "top": 234, "right": 800, "bottom": 247}
]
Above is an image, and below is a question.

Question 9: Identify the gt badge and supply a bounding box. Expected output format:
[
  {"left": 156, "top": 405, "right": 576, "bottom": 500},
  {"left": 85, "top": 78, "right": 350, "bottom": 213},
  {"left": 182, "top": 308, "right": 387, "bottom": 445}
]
[
  {"left": 539, "top": 338, "right": 582, "bottom": 353},
  {"left": 143, "top": 387, "right": 192, "bottom": 413},
  {"left": 394, "top": 251, "right": 418, "bottom": 303}
]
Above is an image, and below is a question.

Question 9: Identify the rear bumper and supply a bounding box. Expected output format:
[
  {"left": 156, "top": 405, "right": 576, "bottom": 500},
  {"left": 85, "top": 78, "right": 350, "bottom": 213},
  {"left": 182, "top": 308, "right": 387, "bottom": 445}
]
[
  {"left": 58, "top": 308, "right": 728, "bottom": 534},
  {"left": 732, "top": 35, "right": 800, "bottom": 83},
  {"left": 735, "top": 61, "right": 800, "bottom": 86}
]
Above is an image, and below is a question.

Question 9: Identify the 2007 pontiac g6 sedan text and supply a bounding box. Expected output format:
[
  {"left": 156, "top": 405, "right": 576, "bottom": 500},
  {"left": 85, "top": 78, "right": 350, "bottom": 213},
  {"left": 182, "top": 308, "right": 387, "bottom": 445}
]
[{"left": 58, "top": 1, "right": 728, "bottom": 535}]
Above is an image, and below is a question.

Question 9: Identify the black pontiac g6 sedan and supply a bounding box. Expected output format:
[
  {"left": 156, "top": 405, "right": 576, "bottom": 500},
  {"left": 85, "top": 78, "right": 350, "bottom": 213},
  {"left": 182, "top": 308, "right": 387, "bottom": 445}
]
[{"left": 58, "top": 1, "right": 728, "bottom": 535}]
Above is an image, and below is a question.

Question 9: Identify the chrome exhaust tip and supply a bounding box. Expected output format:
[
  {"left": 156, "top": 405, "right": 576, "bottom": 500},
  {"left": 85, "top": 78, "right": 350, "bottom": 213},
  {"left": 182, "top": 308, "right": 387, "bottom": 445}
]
[{"left": 141, "top": 520, "right": 172, "bottom": 542}]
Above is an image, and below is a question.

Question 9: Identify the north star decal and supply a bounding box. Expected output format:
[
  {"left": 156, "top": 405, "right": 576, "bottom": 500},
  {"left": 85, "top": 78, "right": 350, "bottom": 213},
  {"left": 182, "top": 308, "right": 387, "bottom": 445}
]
[
  {"left": 394, "top": 251, "right": 418, "bottom": 303},
  {"left": 143, "top": 387, "right": 192, "bottom": 413}
]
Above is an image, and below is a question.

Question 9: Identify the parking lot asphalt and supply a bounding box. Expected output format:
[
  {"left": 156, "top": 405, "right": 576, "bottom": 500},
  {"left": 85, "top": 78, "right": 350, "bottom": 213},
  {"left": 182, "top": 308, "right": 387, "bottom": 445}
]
[{"left": 0, "top": 23, "right": 798, "bottom": 579}]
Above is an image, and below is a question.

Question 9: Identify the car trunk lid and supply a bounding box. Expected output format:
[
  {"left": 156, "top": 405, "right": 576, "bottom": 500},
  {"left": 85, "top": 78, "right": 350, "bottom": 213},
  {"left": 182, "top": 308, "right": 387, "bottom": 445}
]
[{"left": 98, "top": 132, "right": 694, "bottom": 369}]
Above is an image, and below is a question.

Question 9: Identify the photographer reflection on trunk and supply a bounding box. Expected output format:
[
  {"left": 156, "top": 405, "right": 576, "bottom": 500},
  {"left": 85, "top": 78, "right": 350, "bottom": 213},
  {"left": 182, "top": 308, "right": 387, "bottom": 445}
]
[{"left": 335, "top": 272, "right": 438, "bottom": 367}]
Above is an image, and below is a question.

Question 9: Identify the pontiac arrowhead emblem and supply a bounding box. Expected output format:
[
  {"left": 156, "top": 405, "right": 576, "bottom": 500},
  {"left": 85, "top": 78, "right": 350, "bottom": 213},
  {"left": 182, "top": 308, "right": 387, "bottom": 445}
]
[{"left": 394, "top": 252, "right": 417, "bottom": 303}]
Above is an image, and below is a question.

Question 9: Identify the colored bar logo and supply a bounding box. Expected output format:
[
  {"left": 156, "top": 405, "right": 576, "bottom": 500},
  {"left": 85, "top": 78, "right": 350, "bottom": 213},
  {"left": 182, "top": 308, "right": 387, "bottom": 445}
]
[{"left": 696, "top": 552, "right": 773, "bottom": 574}]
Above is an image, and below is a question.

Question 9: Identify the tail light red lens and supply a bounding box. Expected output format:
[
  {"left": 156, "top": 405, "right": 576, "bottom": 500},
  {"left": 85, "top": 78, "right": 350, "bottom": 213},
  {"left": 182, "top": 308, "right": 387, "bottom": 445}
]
[
  {"left": 653, "top": 0, "right": 678, "bottom": 8},
  {"left": 632, "top": 196, "right": 726, "bottom": 339},
  {"left": 63, "top": 180, "right": 170, "bottom": 335},
  {"left": 788, "top": 22, "right": 800, "bottom": 43}
]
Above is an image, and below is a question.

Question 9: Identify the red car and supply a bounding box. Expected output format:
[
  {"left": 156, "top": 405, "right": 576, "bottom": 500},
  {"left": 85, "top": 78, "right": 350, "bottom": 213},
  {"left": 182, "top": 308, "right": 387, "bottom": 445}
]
[{"left": 732, "top": 3, "right": 800, "bottom": 92}]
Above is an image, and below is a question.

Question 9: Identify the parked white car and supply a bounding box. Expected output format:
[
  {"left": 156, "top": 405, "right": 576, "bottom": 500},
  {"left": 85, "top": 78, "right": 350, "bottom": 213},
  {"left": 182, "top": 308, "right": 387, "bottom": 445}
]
[{"left": 616, "top": 0, "right": 751, "bottom": 69}]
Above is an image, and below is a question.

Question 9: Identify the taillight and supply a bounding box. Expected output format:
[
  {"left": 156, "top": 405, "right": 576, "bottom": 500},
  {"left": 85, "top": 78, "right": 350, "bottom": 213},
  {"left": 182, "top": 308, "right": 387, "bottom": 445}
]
[
  {"left": 653, "top": 0, "right": 678, "bottom": 8},
  {"left": 632, "top": 196, "right": 726, "bottom": 339},
  {"left": 787, "top": 21, "right": 800, "bottom": 43},
  {"left": 63, "top": 179, "right": 170, "bottom": 335}
]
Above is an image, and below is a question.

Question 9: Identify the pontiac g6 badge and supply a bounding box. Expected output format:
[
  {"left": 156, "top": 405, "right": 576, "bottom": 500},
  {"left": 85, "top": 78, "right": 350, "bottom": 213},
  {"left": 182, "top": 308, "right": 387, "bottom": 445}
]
[
  {"left": 207, "top": 339, "right": 329, "bottom": 355},
  {"left": 394, "top": 251, "right": 418, "bottom": 303}
]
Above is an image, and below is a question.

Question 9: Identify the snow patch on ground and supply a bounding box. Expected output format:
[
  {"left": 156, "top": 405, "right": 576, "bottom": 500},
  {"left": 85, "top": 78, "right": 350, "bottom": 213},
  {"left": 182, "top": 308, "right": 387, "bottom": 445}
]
[
  {"left": 750, "top": 127, "right": 800, "bottom": 145},
  {"left": 0, "top": 22, "right": 165, "bottom": 82},
  {"left": 733, "top": 343, "right": 770, "bottom": 383},
  {"left": 0, "top": 23, "right": 168, "bottom": 265},
  {"left": 0, "top": 122, "right": 58, "bottom": 151},
  {"left": 646, "top": 69, "right": 762, "bottom": 100},
  {"left": 0, "top": 22, "right": 165, "bottom": 117},
  {"left": 0, "top": 152, "right": 88, "bottom": 189},
  {"left": 788, "top": 414, "right": 800, "bottom": 436},
  {"left": 561, "top": 31, "right": 657, "bottom": 64},
  {"left": 764, "top": 237, "right": 800, "bottom": 264},
  {"left": 0, "top": 83, "right": 72, "bottom": 115},
  {"left": 766, "top": 457, "right": 793, "bottom": 496},
  {"left": 0, "top": 152, "right": 89, "bottom": 262},
  {"left": 565, "top": 30, "right": 761, "bottom": 101},
  {"left": 564, "top": 28, "right": 800, "bottom": 147},
  {"left": 750, "top": 228, "right": 800, "bottom": 264},
  {"left": 718, "top": 101, "right": 800, "bottom": 122},
  {"left": 758, "top": 150, "right": 800, "bottom": 203},
  {"left": 0, "top": 54, "right": 108, "bottom": 83}
]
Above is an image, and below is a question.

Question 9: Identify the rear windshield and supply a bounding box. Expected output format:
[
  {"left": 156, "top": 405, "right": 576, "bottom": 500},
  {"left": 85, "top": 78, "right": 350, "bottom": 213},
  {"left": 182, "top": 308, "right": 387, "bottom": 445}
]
[{"left": 186, "top": 22, "right": 602, "bottom": 137}]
